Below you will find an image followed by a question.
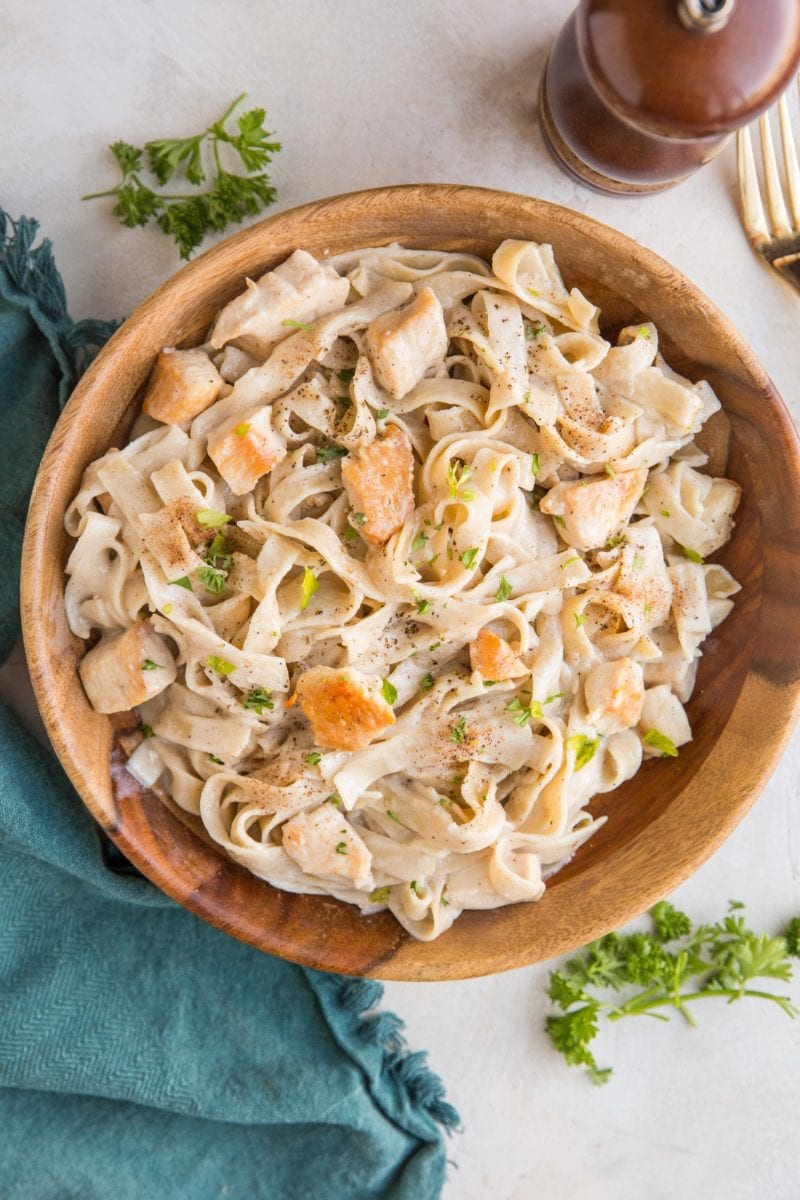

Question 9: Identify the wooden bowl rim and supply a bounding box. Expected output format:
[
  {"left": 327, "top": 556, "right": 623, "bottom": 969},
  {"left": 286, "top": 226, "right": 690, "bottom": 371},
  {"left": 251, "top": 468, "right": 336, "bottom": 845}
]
[{"left": 21, "top": 183, "right": 800, "bottom": 980}]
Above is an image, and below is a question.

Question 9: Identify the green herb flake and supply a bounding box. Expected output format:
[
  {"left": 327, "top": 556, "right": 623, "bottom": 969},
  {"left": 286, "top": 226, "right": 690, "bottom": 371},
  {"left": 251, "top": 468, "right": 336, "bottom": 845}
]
[
  {"left": 335, "top": 841, "right": 348, "bottom": 855},
  {"left": 169, "top": 576, "right": 193, "bottom": 590},
  {"left": 369, "top": 886, "right": 391, "bottom": 904},
  {"left": 243, "top": 687, "right": 274, "bottom": 714},
  {"left": 386, "top": 809, "right": 401, "bottom": 823},
  {"left": 141, "top": 724, "right": 155, "bottom": 739},
  {"left": 162, "top": 603, "right": 173, "bottom": 615},
  {"left": 376, "top": 408, "right": 390, "bottom": 420},
  {"left": 459, "top": 547, "right": 480, "bottom": 570},
  {"left": 420, "top": 673, "right": 435, "bottom": 693},
  {"left": 141, "top": 659, "right": 163, "bottom": 671},
  {"left": 337, "top": 368, "right": 356, "bottom": 384},
  {"left": 496, "top": 575, "right": 513, "bottom": 602},
  {"left": 304, "top": 751, "right": 322, "bottom": 766},
  {"left": 234, "top": 422, "right": 251, "bottom": 437},
  {"left": 351, "top": 512, "right": 367, "bottom": 526},
  {"left": 531, "top": 452, "right": 541, "bottom": 478},
  {"left": 562, "top": 556, "right": 581, "bottom": 569},
  {"left": 660, "top": 509, "right": 671, "bottom": 518},
  {"left": 506, "top": 697, "right": 543, "bottom": 726},
  {"left": 208, "top": 753, "right": 224, "bottom": 765},
  {"left": 317, "top": 444, "right": 348, "bottom": 464},
  {"left": 681, "top": 546, "right": 705, "bottom": 564},
  {"left": 409, "top": 880, "right": 422, "bottom": 896},
  {"left": 415, "top": 595, "right": 433, "bottom": 615},
  {"left": 553, "top": 515, "right": 566, "bottom": 528},
  {"left": 631, "top": 554, "right": 646, "bottom": 571},
  {"left": 450, "top": 715, "right": 468, "bottom": 744},
  {"left": 196, "top": 508, "right": 231, "bottom": 528},
  {"left": 604, "top": 464, "right": 616, "bottom": 479},
  {"left": 282, "top": 318, "right": 313, "bottom": 331},
  {"left": 446, "top": 459, "right": 477, "bottom": 503},
  {"left": 326, "top": 794, "right": 344, "bottom": 809},
  {"left": 206, "top": 655, "right": 235, "bottom": 676},
  {"left": 636, "top": 325, "right": 651, "bottom": 339},
  {"left": 197, "top": 564, "right": 227, "bottom": 594},
  {"left": 643, "top": 728, "right": 679, "bottom": 758},
  {"left": 567, "top": 733, "right": 600, "bottom": 770},
  {"left": 574, "top": 612, "right": 586, "bottom": 628},
  {"left": 412, "top": 532, "right": 428, "bottom": 552},
  {"left": 299, "top": 567, "right": 318, "bottom": 611},
  {"left": 381, "top": 678, "right": 398, "bottom": 705},
  {"left": 342, "top": 525, "right": 359, "bottom": 543}
]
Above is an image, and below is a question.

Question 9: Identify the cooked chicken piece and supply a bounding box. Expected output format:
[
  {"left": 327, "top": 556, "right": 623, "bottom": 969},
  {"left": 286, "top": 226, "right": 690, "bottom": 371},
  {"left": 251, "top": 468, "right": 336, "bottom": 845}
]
[
  {"left": 469, "top": 629, "right": 527, "bottom": 681},
  {"left": 364, "top": 286, "right": 448, "bottom": 400},
  {"left": 584, "top": 657, "right": 644, "bottom": 735},
  {"left": 638, "top": 684, "right": 692, "bottom": 754},
  {"left": 341, "top": 425, "right": 415, "bottom": 545},
  {"left": 209, "top": 250, "right": 350, "bottom": 358},
  {"left": 79, "top": 621, "right": 177, "bottom": 714},
  {"left": 207, "top": 407, "right": 287, "bottom": 495},
  {"left": 142, "top": 348, "right": 223, "bottom": 425},
  {"left": 539, "top": 468, "right": 647, "bottom": 552},
  {"left": 282, "top": 803, "right": 373, "bottom": 888},
  {"left": 294, "top": 666, "right": 395, "bottom": 751}
]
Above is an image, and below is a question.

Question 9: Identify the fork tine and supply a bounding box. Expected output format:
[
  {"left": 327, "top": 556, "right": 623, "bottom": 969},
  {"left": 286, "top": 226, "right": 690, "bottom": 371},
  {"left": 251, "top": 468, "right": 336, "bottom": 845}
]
[
  {"left": 759, "top": 110, "right": 792, "bottom": 237},
  {"left": 737, "top": 126, "right": 769, "bottom": 246},
  {"left": 778, "top": 91, "right": 800, "bottom": 229}
]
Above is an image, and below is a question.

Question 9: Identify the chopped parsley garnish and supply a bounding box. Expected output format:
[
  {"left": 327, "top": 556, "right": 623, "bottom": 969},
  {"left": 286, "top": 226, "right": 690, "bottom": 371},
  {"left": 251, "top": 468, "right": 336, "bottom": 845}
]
[
  {"left": 299, "top": 567, "right": 318, "bottom": 610},
  {"left": 496, "top": 575, "right": 513, "bottom": 602},
  {"left": 420, "top": 673, "right": 435, "bottom": 693},
  {"left": 369, "top": 886, "right": 391, "bottom": 904},
  {"left": 636, "top": 325, "right": 651, "bottom": 339},
  {"left": 162, "top": 603, "right": 173, "bottom": 615},
  {"left": 523, "top": 390, "right": 531, "bottom": 404},
  {"left": 643, "top": 729, "right": 679, "bottom": 757},
  {"left": 381, "top": 678, "right": 398, "bottom": 705},
  {"left": 208, "top": 754, "right": 224, "bottom": 765},
  {"left": 574, "top": 612, "right": 586, "bottom": 628},
  {"left": 450, "top": 715, "right": 467, "bottom": 744},
  {"left": 304, "top": 751, "right": 322, "bottom": 766},
  {"left": 507, "top": 697, "right": 543, "bottom": 726},
  {"left": 531, "top": 452, "right": 541, "bottom": 478},
  {"left": 335, "top": 840, "right": 348, "bottom": 854},
  {"left": 446, "top": 459, "right": 477, "bottom": 502},
  {"left": 414, "top": 595, "right": 433, "bottom": 615},
  {"left": 567, "top": 733, "right": 600, "bottom": 770},
  {"left": 386, "top": 809, "right": 401, "bottom": 823},
  {"left": 326, "top": 794, "right": 344, "bottom": 809},
  {"left": 141, "top": 659, "right": 163, "bottom": 671},
  {"left": 409, "top": 880, "right": 422, "bottom": 896},
  {"left": 197, "top": 564, "right": 227, "bottom": 594},
  {"left": 141, "top": 724, "right": 154, "bottom": 738},
  {"left": 170, "top": 576, "right": 193, "bottom": 590},
  {"left": 526, "top": 322, "right": 546, "bottom": 339},
  {"left": 196, "top": 508, "right": 230, "bottom": 528},
  {"left": 412, "top": 532, "right": 428, "bottom": 552},
  {"left": 317, "top": 444, "right": 348, "bottom": 464},
  {"left": 337, "top": 368, "right": 355, "bottom": 384},
  {"left": 562, "top": 556, "right": 581, "bottom": 569},
  {"left": 243, "top": 687, "right": 274, "bottom": 714},
  {"left": 342, "top": 525, "right": 359, "bottom": 544},
  {"left": 376, "top": 408, "right": 390, "bottom": 420},
  {"left": 206, "top": 655, "right": 235, "bottom": 676},
  {"left": 605, "top": 534, "right": 626, "bottom": 549},
  {"left": 351, "top": 512, "right": 367, "bottom": 526},
  {"left": 460, "top": 547, "right": 480, "bottom": 570},
  {"left": 553, "top": 515, "right": 566, "bottom": 528},
  {"left": 660, "top": 508, "right": 671, "bottom": 518},
  {"left": 282, "top": 318, "right": 313, "bottom": 331},
  {"left": 680, "top": 546, "right": 705, "bottom": 564},
  {"left": 604, "top": 464, "right": 616, "bottom": 478},
  {"left": 234, "top": 422, "right": 251, "bottom": 437}
]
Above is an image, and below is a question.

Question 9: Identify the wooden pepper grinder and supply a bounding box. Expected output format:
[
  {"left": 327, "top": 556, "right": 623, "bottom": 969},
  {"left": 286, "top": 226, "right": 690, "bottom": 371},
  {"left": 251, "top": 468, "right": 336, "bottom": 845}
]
[{"left": 540, "top": 0, "right": 800, "bottom": 194}]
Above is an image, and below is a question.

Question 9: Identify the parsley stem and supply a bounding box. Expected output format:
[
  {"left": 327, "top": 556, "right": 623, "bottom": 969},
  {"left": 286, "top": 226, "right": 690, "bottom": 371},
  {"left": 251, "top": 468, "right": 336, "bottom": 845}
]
[{"left": 608, "top": 987, "right": 797, "bottom": 1021}]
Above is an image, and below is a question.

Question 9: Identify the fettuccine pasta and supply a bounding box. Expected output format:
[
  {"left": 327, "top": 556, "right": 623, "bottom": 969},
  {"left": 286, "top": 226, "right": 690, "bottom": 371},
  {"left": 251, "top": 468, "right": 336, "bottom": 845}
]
[{"left": 64, "top": 240, "right": 741, "bottom": 940}]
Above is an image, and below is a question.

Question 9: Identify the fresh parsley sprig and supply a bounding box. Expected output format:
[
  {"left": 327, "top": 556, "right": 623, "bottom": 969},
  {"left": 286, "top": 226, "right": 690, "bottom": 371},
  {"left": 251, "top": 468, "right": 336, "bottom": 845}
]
[
  {"left": 82, "top": 95, "right": 281, "bottom": 258},
  {"left": 546, "top": 900, "right": 799, "bottom": 1084}
]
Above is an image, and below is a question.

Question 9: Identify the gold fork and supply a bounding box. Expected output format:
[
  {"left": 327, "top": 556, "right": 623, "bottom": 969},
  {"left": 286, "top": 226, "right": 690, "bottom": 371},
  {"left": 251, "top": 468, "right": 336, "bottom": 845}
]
[{"left": 737, "top": 80, "right": 800, "bottom": 296}]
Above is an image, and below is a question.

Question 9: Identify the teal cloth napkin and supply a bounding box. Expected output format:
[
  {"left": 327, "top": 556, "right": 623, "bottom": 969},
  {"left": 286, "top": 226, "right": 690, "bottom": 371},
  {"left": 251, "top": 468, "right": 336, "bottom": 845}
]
[{"left": 0, "top": 211, "right": 458, "bottom": 1200}]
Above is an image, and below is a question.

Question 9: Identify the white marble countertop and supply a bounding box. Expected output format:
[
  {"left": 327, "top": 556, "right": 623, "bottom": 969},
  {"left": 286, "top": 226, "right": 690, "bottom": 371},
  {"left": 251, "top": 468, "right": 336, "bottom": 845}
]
[{"left": 3, "top": 2, "right": 799, "bottom": 1196}]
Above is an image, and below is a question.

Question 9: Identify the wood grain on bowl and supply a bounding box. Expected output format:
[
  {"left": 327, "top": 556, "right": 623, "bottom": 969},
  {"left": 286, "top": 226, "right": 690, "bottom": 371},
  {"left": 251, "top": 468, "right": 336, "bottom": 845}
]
[{"left": 21, "top": 185, "right": 800, "bottom": 980}]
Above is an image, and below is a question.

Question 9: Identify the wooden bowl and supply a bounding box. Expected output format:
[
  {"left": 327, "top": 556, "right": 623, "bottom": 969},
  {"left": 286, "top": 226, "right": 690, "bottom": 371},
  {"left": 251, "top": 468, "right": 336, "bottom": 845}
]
[{"left": 21, "top": 185, "right": 800, "bottom": 981}]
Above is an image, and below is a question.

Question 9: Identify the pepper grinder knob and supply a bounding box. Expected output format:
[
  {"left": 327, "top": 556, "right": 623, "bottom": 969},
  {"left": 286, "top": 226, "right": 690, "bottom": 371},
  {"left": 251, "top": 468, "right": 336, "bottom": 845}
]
[{"left": 540, "top": 0, "right": 800, "bottom": 195}]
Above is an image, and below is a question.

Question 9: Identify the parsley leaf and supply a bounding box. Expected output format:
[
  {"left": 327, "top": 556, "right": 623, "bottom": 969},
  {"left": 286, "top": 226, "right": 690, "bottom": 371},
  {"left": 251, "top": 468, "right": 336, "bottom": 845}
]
[
  {"left": 496, "top": 576, "right": 513, "bottom": 602},
  {"left": 243, "top": 687, "right": 274, "bottom": 714},
  {"left": 317, "top": 444, "right": 348, "bottom": 464},
  {"left": 450, "top": 715, "right": 467, "bottom": 744},
  {"left": 459, "top": 547, "right": 480, "bottom": 570},
  {"left": 304, "top": 751, "right": 322, "bottom": 766},
  {"left": 420, "top": 673, "right": 435, "bottom": 693},
  {"left": 370, "top": 886, "right": 391, "bottom": 904},
  {"left": 196, "top": 508, "right": 230, "bottom": 528},
  {"left": 299, "top": 567, "right": 318, "bottom": 611},
  {"left": 83, "top": 95, "right": 281, "bottom": 258},
  {"left": 382, "top": 678, "right": 398, "bottom": 705},
  {"left": 446, "top": 459, "right": 478, "bottom": 503},
  {"left": 643, "top": 728, "right": 679, "bottom": 758},
  {"left": 567, "top": 733, "right": 600, "bottom": 770},
  {"left": 206, "top": 655, "right": 235, "bottom": 676},
  {"left": 141, "top": 659, "right": 163, "bottom": 671}
]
